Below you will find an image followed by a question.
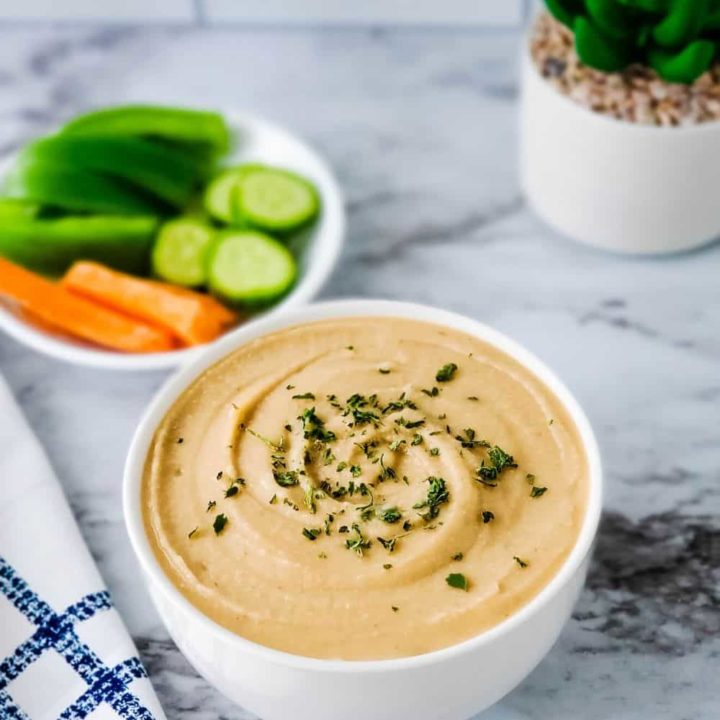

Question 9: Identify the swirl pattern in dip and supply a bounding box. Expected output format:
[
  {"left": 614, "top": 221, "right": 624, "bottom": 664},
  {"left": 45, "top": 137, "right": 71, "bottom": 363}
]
[{"left": 143, "top": 317, "right": 589, "bottom": 660}]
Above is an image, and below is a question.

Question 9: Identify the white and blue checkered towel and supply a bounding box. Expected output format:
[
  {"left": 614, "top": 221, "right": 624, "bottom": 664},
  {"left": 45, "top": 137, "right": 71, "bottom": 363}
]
[{"left": 0, "top": 375, "right": 165, "bottom": 720}]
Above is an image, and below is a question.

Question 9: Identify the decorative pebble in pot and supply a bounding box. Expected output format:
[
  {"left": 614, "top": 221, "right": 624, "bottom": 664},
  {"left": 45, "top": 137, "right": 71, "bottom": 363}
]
[{"left": 521, "top": 0, "right": 720, "bottom": 254}]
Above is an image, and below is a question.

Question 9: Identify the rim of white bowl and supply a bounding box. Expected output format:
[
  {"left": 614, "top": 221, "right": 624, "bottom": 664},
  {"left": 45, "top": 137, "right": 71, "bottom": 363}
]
[
  {"left": 0, "top": 112, "right": 345, "bottom": 371},
  {"left": 123, "top": 299, "right": 604, "bottom": 674},
  {"left": 522, "top": 23, "right": 720, "bottom": 136}
]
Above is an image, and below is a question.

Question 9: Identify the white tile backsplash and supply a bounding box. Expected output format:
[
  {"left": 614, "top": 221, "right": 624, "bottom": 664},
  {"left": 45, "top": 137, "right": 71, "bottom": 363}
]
[
  {"left": 0, "top": 0, "right": 527, "bottom": 25},
  {"left": 0, "top": 0, "right": 196, "bottom": 22},
  {"left": 202, "top": 0, "right": 525, "bottom": 26}
]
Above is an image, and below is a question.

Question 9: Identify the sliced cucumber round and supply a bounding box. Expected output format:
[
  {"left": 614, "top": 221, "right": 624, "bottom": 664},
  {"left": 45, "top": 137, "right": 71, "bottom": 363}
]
[
  {"left": 203, "top": 164, "right": 265, "bottom": 224},
  {"left": 152, "top": 218, "right": 215, "bottom": 287},
  {"left": 236, "top": 168, "right": 320, "bottom": 233},
  {"left": 207, "top": 230, "right": 297, "bottom": 305}
]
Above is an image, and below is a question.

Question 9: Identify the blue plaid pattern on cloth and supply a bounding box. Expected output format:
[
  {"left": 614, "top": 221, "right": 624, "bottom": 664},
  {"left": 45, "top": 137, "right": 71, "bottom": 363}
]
[{"left": 0, "top": 557, "right": 155, "bottom": 719}]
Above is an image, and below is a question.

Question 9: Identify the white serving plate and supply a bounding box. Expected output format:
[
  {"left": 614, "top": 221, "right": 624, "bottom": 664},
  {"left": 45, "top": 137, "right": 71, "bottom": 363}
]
[
  {"left": 0, "top": 112, "right": 345, "bottom": 370},
  {"left": 124, "top": 299, "right": 603, "bottom": 720}
]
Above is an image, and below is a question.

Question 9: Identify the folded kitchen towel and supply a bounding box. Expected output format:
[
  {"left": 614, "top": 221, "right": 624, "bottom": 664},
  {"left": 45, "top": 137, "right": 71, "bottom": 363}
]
[{"left": 0, "top": 374, "right": 165, "bottom": 720}]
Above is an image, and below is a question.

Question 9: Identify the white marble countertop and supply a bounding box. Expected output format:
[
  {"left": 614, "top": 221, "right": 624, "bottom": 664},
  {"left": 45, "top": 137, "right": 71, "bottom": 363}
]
[{"left": 0, "top": 24, "right": 718, "bottom": 720}]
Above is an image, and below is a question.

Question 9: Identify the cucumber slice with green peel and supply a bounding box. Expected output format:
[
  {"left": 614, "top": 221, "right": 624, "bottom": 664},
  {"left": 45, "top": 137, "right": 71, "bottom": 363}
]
[
  {"left": 0, "top": 215, "right": 157, "bottom": 276},
  {"left": 4, "top": 160, "right": 160, "bottom": 215},
  {"left": 61, "top": 105, "right": 230, "bottom": 157},
  {"left": 21, "top": 135, "right": 204, "bottom": 208},
  {"left": 152, "top": 218, "right": 215, "bottom": 287},
  {"left": 203, "top": 164, "right": 265, "bottom": 224},
  {"left": 208, "top": 231, "right": 297, "bottom": 305},
  {"left": 236, "top": 168, "right": 320, "bottom": 233}
]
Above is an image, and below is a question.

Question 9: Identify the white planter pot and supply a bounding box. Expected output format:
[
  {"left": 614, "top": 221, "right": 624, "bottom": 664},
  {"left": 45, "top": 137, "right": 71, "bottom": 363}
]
[{"left": 520, "top": 49, "right": 720, "bottom": 254}]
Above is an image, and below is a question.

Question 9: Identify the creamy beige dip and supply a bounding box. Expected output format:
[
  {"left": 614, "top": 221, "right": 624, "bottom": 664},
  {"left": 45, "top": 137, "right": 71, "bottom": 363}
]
[{"left": 143, "top": 318, "right": 589, "bottom": 660}]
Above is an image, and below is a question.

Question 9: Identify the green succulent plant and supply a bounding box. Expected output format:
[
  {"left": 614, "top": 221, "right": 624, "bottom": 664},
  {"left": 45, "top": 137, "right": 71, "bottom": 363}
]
[{"left": 545, "top": 0, "right": 720, "bottom": 83}]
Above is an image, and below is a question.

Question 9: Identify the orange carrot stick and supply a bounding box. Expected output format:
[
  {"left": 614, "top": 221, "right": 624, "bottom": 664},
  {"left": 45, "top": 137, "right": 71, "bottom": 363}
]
[
  {"left": 62, "top": 261, "right": 238, "bottom": 346},
  {"left": 0, "top": 256, "right": 177, "bottom": 353}
]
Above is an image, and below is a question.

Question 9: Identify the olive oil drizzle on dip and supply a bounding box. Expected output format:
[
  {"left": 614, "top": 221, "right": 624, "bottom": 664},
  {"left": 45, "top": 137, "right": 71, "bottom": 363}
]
[{"left": 143, "top": 318, "right": 589, "bottom": 660}]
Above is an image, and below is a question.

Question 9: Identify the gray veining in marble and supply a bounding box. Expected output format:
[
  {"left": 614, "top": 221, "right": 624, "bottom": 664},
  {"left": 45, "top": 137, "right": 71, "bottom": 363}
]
[{"left": 0, "top": 23, "right": 718, "bottom": 720}]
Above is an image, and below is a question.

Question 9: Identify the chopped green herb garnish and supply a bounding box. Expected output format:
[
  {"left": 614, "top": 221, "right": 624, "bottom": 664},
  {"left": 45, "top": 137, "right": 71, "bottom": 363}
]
[
  {"left": 526, "top": 473, "right": 536, "bottom": 485},
  {"left": 455, "top": 428, "right": 490, "bottom": 449},
  {"left": 530, "top": 486, "right": 548, "bottom": 498},
  {"left": 411, "top": 433, "right": 424, "bottom": 446},
  {"left": 206, "top": 500, "right": 216, "bottom": 512},
  {"left": 177, "top": 437, "right": 184, "bottom": 444},
  {"left": 345, "top": 524, "right": 371, "bottom": 556},
  {"left": 451, "top": 552, "right": 463, "bottom": 561},
  {"left": 429, "top": 448, "right": 440, "bottom": 456},
  {"left": 467, "top": 396, "right": 479, "bottom": 401},
  {"left": 421, "top": 387, "right": 439, "bottom": 397},
  {"left": 383, "top": 563, "right": 393, "bottom": 570},
  {"left": 304, "top": 484, "right": 318, "bottom": 514},
  {"left": 298, "top": 407, "right": 336, "bottom": 443},
  {"left": 476, "top": 445, "right": 517, "bottom": 485},
  {"left": 244, "top": 426, "right": 284, "bottom": 451},
  {"left": 391, "top": 605, "right": 399, "bottom": 612},
  {"left": 382, "top": 393, "right": 417, "bottom": 415},
  {"left": 292, "top": 392, "right": 316, "bottom": 400},
  {"left": 324, "top": 514, "right": 334, "bottom": 535},
  {"left": 188, "top": 527, "right": 198, "bottom": 539},
  {"left": 318, "top": 552, "right": 328, "bottom": 559},
  {"left": 389, "top": 438, "right": 406, "bottom": 452},
  {"left": 336, "top": 461, "right": 348, "bottom": 472},
  {"left": 378, "top": 506, "right": 402, "bottom": 524},
  {"left": 225, "top": 485, "right": 239, "bottom": 498},
  {"left": 482, "top": 510, "right": 495, "bottom": 523},
  {"left": 395, "top": 416, "right": 425, "bottom": 429},
  {"left": 513, "top": 556, "right": 529, "bottom": 568},
  {"left": 213, "top": 514, "right": 228, "bottom": 535},
  {"left": 350, "top": 464, "right": 362, "bottom": 477},
  {"left": 286, "top": 384, "right": 295, "bottom": 390},
  {"left": 269, "top": 494, "right": 278, "bottom": 504},
  {"left": 446, "top": 572, "right": 468, "bottom": 591},
  {"left": 274, "top": 470, "right": 300, "bottom": 487},
  {"left": 413, "top": 476, "right": 449, "bottom": 521},
  {"left": 303, "top": 527, "right": 321, "bottom": 541},
  {"left": 436, "top": 363, "right": 458, "bottom": 382},
  {"left": 343, "top": 393, "right": 382, "bottom": 427},
  {"left": 377, "top": 454, "right": 396, "bottom": 482}
]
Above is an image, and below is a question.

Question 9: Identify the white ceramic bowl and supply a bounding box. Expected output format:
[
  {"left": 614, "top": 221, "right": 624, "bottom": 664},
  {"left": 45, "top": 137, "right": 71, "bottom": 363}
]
[
  {"left": 124, "top": 299, "right": 603, "bottom": 720},
  {"left": 0, "top": 112, "right": 345, "bottom": 370},
  {"left": 520, "top": 44, "right": 720, "bottom": 254}
]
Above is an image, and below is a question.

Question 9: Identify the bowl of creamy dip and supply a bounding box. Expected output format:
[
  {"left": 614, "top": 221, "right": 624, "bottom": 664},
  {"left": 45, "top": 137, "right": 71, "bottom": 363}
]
[{"left": 124, "top": 300, "right": 602, "bottom": 720}]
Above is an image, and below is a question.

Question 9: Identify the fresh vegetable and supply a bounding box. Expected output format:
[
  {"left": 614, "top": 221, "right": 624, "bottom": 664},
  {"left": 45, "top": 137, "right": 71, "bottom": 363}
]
[
  {"left": 0, "top": 199, "right": 39, "bottom": 220},
  {"left": 0, "top": 256, "right": 176, "bottom": 353},
  {"left": 207, "top": 230, "right": 297, "bottom": 305},
  {"left": 203, "top": 164, "right": 264, "bottom": 224},
  {"left": 3, "top": 159, "right": 160, "bottom": 215},
  {"left": 61, "top": 105, "right": 230, "bottom": 158},
  {"left": 152, "top": 218, "right": 215, "bottom": 286},
  {"left": 62, "top": 261, "right": 238, "bottom": 346},
  {"left": 235, "top": 167, "right": 320, "bottom": 234},
  {"left": 0, "top": 215, "right": 157, "bottom": 276},
  {"left": 20, "top": 135, "right": 205, "bottom": 208},
  {"left": 0, "top": 104, "right": 324, "bottom": 354}
]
